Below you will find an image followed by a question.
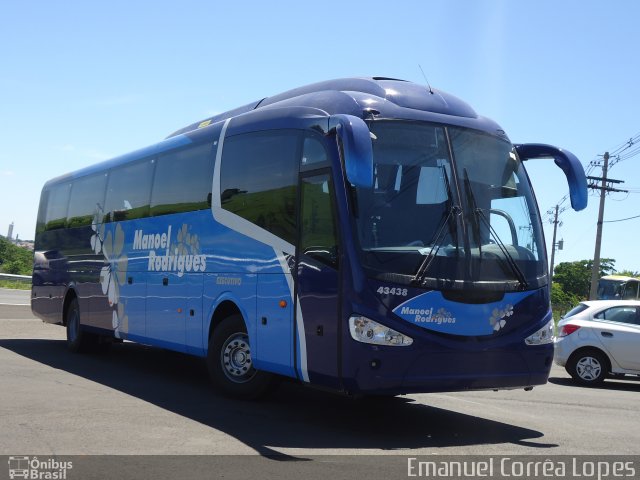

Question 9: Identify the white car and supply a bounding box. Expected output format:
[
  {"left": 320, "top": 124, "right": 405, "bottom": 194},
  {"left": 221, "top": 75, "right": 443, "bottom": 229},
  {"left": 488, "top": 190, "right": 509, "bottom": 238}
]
[{"left": 554, "top": 300, "right": 640, "bottom": 385}]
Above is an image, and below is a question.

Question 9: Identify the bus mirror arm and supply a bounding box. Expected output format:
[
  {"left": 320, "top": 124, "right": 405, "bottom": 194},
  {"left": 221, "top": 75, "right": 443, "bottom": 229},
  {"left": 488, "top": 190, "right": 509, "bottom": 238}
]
[
  {"left": 329, "top": 114, "right": 374, "bottom": 188},
  {"left": 515, "top": 143, "right": 588, "bottom": 211}
]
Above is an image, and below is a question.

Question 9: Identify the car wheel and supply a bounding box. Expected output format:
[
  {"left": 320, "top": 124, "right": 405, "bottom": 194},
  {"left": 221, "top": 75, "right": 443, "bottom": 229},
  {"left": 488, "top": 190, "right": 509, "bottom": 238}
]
[
  {"left": 567, "top": 349, "right": 608, "bottom": 386},
  {"left": 207, "top": 314, "right": 273, "bottom": 399}
]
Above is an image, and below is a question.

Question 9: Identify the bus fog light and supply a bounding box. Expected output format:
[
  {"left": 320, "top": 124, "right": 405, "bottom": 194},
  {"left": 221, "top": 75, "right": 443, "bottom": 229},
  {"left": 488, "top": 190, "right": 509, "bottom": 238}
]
[
  {"left": 525, "top": 318, "right": 555, "bottom": 345},
  {"left": 349, "top": 315, "right": 413, "bottom": 346}
]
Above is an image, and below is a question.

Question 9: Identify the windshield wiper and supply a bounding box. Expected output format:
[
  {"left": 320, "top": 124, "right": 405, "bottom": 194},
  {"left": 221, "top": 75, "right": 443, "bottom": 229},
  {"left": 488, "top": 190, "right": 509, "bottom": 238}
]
[
  {"left": 462, "top": 169, "right": 483, "bottom": 255},
  {"left": 412, "top": 167, "right": 460, "bottom": 285},
  {"left": 462, "top": 169, "right": 528, "bottom": 290}
]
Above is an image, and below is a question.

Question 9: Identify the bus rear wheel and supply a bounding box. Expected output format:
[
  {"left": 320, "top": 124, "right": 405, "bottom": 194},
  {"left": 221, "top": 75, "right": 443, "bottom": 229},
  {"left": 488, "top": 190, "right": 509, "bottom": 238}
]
[
  {"left": 65, "top": 298, "right": 110, "bottom": 353},
  {"left": 66, "top": 298, "right": 91, "bottom": 353},
  {"left": 207, "top": 314, "right": 273, "bottom": 399}
]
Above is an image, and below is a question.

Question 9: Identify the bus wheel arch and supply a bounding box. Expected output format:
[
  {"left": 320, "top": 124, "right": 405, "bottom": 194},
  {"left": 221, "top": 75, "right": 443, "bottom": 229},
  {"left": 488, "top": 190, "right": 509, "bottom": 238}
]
[
  {"left": 207, "top": 300, "right": 243, "bottom": 342},
  {"left": 62, "top": 287, "right": 78, "bottom": 327}
]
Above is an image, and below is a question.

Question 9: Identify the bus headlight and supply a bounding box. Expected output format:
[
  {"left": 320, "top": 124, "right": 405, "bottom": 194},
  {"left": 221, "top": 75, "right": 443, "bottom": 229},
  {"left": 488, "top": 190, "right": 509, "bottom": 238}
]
[
  {"left": 349, "top": 315, "right": 413, "bottom": 346},
  {"left": 524, "top": 318, "right": 555, "bottom": 345}
]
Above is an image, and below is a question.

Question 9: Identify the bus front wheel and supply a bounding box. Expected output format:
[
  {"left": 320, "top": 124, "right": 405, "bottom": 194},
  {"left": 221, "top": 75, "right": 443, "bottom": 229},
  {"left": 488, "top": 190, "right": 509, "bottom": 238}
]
[{"left": 207, "top": 314, "right": 273, "bottom": 399}]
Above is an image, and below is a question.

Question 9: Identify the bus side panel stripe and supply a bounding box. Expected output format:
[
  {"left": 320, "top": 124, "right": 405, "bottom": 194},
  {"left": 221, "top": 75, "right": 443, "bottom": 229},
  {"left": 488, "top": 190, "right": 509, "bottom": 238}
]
[{"left": 275, "top": 250, "right": 309, "bottom": 383}]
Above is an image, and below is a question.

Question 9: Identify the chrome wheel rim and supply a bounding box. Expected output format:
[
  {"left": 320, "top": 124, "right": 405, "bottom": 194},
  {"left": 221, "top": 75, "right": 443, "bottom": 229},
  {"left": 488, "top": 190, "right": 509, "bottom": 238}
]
[
  {"left": 221, "top": 332, "right": 255, "bottom": 383},
  {"left": 576, "top": 356, "right": 602, "bottom": 381}
]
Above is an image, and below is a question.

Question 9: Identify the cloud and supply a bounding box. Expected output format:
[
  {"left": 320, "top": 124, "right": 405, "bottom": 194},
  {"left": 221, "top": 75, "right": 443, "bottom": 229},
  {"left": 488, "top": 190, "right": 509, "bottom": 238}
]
[{"left": 0, "top": 170, "right": 14, "bottom": 176}]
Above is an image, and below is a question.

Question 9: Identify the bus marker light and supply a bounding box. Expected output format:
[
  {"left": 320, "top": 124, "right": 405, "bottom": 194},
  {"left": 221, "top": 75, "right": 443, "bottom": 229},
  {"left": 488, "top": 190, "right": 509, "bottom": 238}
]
[{"left": 279, "top": 300, "right": 287, "bottom": 308}]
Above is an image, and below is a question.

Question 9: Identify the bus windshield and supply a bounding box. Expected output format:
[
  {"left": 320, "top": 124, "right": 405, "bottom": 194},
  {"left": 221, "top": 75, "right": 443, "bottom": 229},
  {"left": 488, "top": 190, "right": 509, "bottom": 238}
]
[
  {"left": 354, "top": 121, "right": 546, "bottom": 291},
  {"left": 597, "top": 279, "right": 624, "bottom": 299}
]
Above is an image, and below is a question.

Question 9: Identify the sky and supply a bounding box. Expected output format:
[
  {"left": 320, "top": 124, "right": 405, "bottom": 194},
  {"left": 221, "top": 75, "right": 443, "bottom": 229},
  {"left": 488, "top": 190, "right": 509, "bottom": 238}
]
[{"left": 1, "top": 0, "right": 639, "bottom": 273}]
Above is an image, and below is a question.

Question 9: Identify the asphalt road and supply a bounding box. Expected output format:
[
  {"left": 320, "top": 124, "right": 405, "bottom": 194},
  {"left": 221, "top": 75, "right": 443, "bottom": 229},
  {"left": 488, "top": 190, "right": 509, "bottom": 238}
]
[{"left": 1, "top": 290, "right": 639, "bottom": 464}]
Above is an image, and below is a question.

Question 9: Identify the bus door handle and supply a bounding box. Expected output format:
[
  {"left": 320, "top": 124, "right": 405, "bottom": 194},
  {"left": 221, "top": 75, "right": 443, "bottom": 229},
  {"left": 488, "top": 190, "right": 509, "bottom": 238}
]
[
  {"left": 162, "top": 277, "right": 169, "bottom": 286},
  {"left": 601, "top": 331, "right": 613, "bottom": 338}
]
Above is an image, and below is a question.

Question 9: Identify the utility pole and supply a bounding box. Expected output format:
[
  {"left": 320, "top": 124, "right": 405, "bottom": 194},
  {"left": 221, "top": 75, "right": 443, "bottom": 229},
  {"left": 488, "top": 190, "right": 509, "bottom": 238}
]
[
  {"left": 548, "top": 205, "right": 564, "bottom": 279},
  {"left": 588, "top": 152, "right": 627, "bottom": 299}
]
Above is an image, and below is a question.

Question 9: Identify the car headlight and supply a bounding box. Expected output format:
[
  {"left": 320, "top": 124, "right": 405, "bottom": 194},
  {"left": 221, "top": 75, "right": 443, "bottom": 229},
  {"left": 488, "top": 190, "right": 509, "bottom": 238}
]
[
  {"left": 349, "top": 315, "right": 413, "bottom": 346},
  {"left": 524, "top": 317, "right": 555, "bottom": 345}
]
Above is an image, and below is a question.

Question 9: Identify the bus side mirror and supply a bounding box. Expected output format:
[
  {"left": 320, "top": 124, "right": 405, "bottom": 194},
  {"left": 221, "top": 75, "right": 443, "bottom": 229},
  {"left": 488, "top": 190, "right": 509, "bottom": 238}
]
[
  {"left": 329, "top": 114, "right": 374, "bottom": 188},
  {"left": 515, "top": 143, "right": 588, "bottom": 211}
]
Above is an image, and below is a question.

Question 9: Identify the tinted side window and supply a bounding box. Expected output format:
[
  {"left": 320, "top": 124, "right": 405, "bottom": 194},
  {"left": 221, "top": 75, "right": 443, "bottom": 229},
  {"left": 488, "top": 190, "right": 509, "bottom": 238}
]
[
  {"left": 35, "top": 189, "right": 49, "bottom": 236},
  {"left": 151, "top": 143, "right": 214, "bottom": 216},
  {"left": 595, "top": 306, "right": 639, "bottom": 324},
  {"left": 300, "top": 174, "right": 338, "bottom": 268},
  {"left": 45, "top": 182, "right": 71, "bottom": 230},
  {"left": 104, "top": 159, "right": 154, "bottom": 222},
  {"left": 221, "top": 131, "right": 300, "bottom": 244},
  {"left": 67, "top": 173, "right": 108, "bottom": 228},
  {"left": 301, "top": 136, "right": 328, "bottom": 168}
]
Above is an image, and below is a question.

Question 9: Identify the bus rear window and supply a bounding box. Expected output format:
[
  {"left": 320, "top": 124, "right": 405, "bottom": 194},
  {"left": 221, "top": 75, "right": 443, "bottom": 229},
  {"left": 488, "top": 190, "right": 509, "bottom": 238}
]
[{"left": 44, "top": 182, "right": 71, "bottom": 230}]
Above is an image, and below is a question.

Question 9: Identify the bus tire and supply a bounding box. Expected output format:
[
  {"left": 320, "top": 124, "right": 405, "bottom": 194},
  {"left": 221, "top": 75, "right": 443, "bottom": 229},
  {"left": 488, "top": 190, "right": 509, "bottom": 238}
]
[
  {"left": 65, "top": 298, "right": 92, "bottom": 353},
  {"left": 207, "top": 314, "right": 273, "bottom": 399}
]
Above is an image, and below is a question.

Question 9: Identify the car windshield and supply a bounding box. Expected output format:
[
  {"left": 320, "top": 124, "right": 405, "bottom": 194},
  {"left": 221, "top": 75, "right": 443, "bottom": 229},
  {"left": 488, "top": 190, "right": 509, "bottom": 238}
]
[{"left": 353, "top": 121, "right": 546, "bottom": 291}]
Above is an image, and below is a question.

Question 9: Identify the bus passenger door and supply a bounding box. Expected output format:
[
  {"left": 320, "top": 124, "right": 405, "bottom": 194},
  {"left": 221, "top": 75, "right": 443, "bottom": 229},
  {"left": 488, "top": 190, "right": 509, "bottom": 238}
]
[{"left": 295, "top": 172, "right": 341, "bottom": 388}]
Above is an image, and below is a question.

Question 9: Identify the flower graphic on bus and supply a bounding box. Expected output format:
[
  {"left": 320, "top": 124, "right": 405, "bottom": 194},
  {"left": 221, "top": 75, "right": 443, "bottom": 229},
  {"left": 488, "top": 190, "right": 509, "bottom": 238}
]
[
  {"left": 91, "top": 208, "right": 129, "bottom": 338},
  {"left": 489, "top": 304, "right": 513, "bottom": 332},
  {"left": 91, "top": 210, "right": 105, "bottom": 255},
  {"left": 176, "top": 223, "right": 201, "bottom": 257}
]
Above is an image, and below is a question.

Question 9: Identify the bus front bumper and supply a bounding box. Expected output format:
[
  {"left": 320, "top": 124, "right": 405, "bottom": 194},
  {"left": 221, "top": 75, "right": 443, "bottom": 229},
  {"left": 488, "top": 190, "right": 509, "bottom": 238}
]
[{"left": 341, "top": 343, "right": 554, "bottom": 395}]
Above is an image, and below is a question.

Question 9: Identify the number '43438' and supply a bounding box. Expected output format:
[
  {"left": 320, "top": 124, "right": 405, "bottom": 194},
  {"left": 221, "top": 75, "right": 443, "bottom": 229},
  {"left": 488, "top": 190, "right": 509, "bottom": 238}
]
[{"left": 376, "top": 286, "right": 408, "bottom": 297}]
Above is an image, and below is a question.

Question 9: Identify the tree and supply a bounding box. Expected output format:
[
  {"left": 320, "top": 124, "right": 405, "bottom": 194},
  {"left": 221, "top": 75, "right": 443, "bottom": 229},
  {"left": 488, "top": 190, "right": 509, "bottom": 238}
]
[
  {"left": 553, "top": 258, "right": 616, "bottom": 299},
  {"left": 550, "top": 281, "right": 580, "bottom": 317},
  {"left": 0, "top": 236, "right": 33, "bottom": 276}
]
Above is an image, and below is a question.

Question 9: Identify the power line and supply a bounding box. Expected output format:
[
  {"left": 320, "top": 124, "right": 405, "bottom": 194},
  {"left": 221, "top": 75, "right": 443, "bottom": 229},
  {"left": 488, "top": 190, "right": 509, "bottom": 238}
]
[
  {"left": 604, "top": 213, "right": 640, "bottom": 223},
  {"left": 546, "top": 131, "right": 639, "bottom": 220},
  {"left": 609, "top": 132, "right": 640, "bottom": 168},
  {"left": 609, "top": 132, "right": 640, "bottom": 157}
]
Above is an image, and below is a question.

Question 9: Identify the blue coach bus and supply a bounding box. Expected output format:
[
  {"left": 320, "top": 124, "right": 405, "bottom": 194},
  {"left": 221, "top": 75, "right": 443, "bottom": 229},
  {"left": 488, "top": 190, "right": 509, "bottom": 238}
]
[{"left": 32, "top": 77, "right": 587, "bottom": 398}]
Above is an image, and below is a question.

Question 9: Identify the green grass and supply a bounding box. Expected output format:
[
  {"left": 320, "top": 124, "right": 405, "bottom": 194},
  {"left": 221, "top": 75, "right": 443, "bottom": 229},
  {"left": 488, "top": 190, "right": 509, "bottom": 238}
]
[{"left": 0, "top": 279, "right": 31, "bottom": 290}]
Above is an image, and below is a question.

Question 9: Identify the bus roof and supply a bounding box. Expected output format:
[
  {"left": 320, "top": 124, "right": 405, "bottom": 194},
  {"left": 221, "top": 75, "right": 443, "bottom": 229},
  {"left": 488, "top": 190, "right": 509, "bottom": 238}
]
[
  {"left": 43, "top": 77, "right": 506, "bottom": 188},
  {"left": 600, "top": 275, "right": 640, "bottom": 281},
  {"left": 167, "top": 77, "right": 504, "bottom": 139}
]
